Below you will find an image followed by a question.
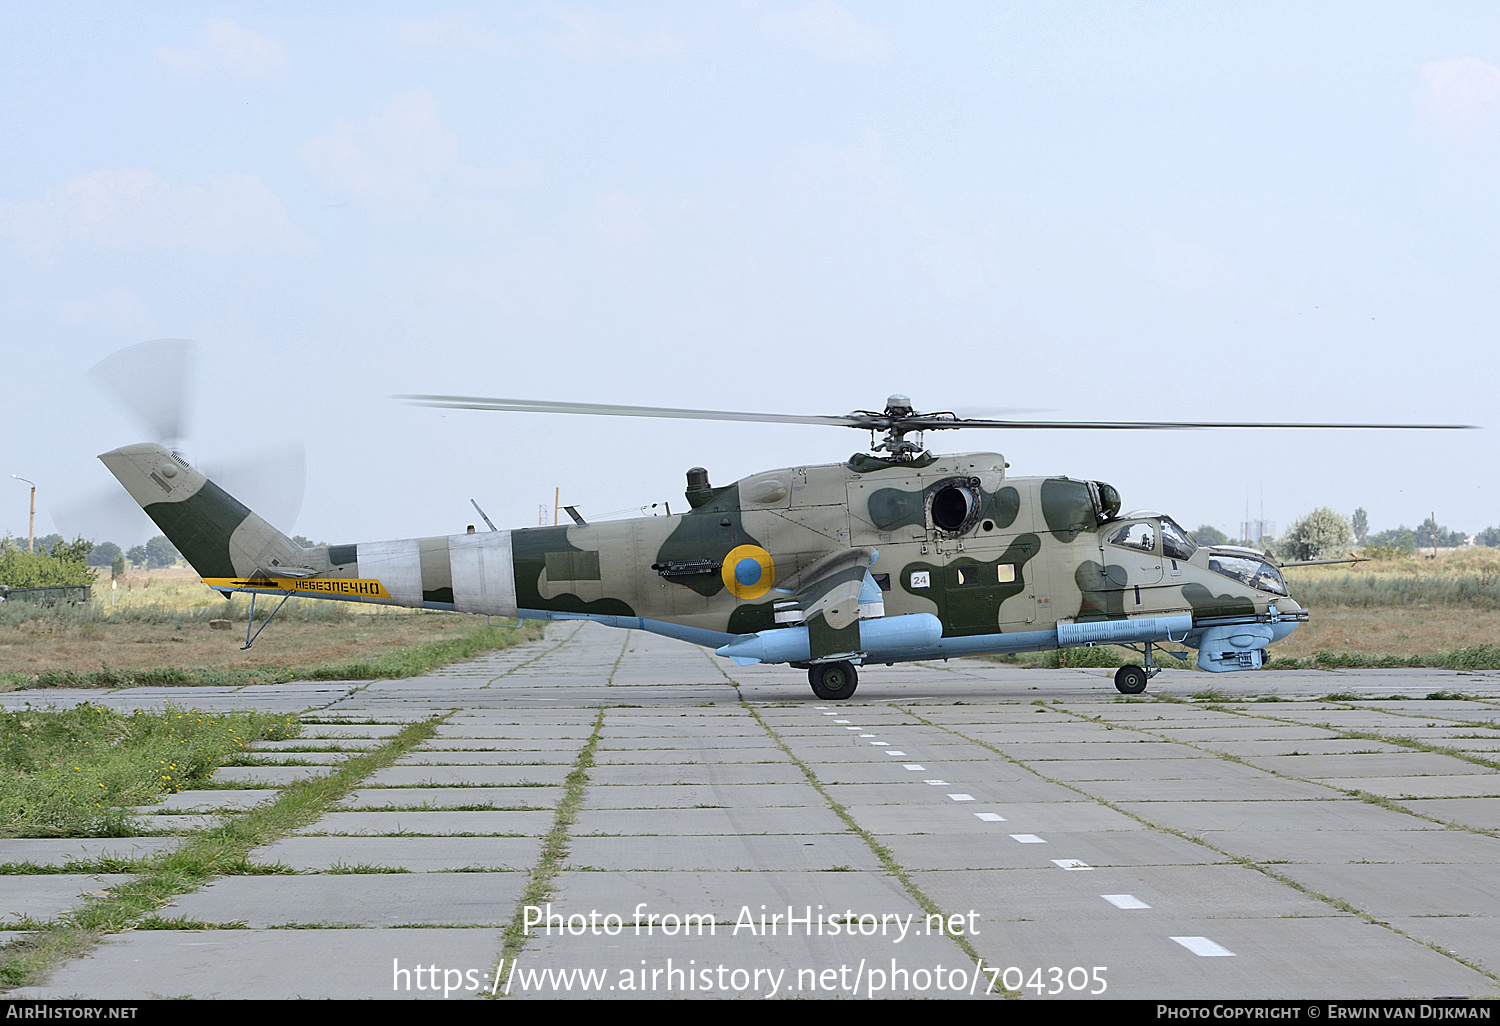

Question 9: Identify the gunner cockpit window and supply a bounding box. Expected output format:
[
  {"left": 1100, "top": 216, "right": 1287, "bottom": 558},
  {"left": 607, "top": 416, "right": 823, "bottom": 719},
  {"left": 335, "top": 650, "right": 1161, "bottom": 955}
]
[{"left": 1208, "top": 554, "right": 1288, "bottom": 596}]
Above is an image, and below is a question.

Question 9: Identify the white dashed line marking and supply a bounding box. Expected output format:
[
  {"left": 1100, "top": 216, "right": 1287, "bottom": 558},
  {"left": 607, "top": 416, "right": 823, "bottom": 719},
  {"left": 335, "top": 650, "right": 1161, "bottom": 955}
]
[
  {"left": 1011, "top": 834, "right": 1046, "bottom": 844},
  {"left": 1103, "top": 894, "right": 1149, "bottom": 909},
  {"left": 885, "top": 751, "right": 907, "bottom": 756},
  {"left": 835, "top": 720, "right": 851, "bottom": 724},
  {"left": 870, "top": 741, "right": 889, "bottom": 746},
  {"left": 1052, "top": 859, "right": 1092, "bottom": 870},
  {"left": 1172, "top": 937, "right": 1235, "bottom": 957},
  {"left": 948, "top": 793, "right": 975, "bottom": 802},
  {"left": 903, "top": 764, "right": 925, "bottom": 771},
  {"left": 859, "top": 734, "right": 876, "bottom": 738},
  {"left": 974, "top": 813, "right": 1006, "bottom": 822},
  {"left": 923, "top": 780, "right": 949, "bottom": 786}
]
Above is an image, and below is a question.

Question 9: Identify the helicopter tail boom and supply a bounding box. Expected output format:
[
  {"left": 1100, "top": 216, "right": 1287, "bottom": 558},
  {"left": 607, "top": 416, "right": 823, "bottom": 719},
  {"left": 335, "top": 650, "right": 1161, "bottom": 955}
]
[{"left": 101, "top": 442, "right": 524, "bottom": 615}]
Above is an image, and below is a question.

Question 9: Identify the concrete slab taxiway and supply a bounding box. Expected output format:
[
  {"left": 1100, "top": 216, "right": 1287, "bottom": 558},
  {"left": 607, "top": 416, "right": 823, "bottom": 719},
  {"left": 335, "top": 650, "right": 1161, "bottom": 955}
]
[{"left": 5, "top": 620, "right": 1500, "bottom": 1000}]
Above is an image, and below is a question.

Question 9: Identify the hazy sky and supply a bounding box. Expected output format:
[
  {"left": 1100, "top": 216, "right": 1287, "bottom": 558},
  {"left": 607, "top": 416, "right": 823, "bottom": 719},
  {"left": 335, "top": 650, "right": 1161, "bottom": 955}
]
[{"left": 2, "top": 2, "right": 1496, "bottom": 549}]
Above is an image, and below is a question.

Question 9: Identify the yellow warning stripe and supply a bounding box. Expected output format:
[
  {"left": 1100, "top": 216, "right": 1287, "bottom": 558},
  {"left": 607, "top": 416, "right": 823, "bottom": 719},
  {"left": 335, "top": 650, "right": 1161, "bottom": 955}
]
[{"left": 203, "top": 576, "right": 391, "bottom": 599}]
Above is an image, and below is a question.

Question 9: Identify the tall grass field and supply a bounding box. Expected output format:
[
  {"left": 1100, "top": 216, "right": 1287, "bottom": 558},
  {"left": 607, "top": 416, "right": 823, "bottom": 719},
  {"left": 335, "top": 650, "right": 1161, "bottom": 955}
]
[{"left": 0, "top": 566, "right": 545, "bottom": 689}]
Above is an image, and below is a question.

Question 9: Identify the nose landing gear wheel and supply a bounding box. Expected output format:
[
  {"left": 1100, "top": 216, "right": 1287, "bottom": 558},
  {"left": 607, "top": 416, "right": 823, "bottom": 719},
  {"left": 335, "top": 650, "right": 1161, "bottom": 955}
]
[
  {"left": 809, "top": 661, "right": 859, "bottom": 701},
  {"left": 1114, "top": 664, "right": 1148, "bottom": 695}
]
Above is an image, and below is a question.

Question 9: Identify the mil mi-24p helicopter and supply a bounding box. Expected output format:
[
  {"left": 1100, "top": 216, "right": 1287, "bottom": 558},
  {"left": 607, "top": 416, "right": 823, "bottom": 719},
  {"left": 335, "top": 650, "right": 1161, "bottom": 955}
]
[{"left": 100, "top": 386, "right": 1470, "bottom": 700}]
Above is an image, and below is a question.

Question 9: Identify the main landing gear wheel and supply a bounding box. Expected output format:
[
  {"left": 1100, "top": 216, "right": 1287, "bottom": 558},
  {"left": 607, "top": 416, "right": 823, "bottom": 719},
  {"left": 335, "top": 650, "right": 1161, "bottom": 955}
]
[
  {"left": 809, "top": 661, "right": 859, "bottom": 701},
  {"left": 1114, "top": 664, "right": 1148, "bottom": 695}
]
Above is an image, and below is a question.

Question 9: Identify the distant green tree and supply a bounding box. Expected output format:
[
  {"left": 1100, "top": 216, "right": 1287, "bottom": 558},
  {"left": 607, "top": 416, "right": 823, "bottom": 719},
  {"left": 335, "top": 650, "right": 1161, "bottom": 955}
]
[
  {"left": 1192, "top": 524, "right": 1229, "bottom": 546},
  {"left": 125, "top": 545, "right": 146, "bottom": 567},
  {"left": 86, "top": 541, "right": 121, "bottom": 567},
  {"left": 143, "top": 535, "right": 181, "bottom": 569},
  {"left": 110, "top": 553, "right": 126, "bottom": 579},
  {"left": 1476, "top": 526, "right": 1500, "bottom": 547},
  {"left": 1414, "top": 517, "right": 1467, "bottom": 549},
  {"left": 1275, "top": 508, "right": 1352, "bottom": 562},
  {"left": 50, "top": 537, "right": 93, "bottom": 563},
  {"left": 0, "top": 538, "right": 96, "bottom": 587},
  {"left": 1365, "top": 526, "right": 1417, "bottom": 552},
  {"left": 1351, "top": 508, "right": 1368, "bottom": 544},
  {"left": 24, "top": 533, "right": 64, "bottom": 556}
]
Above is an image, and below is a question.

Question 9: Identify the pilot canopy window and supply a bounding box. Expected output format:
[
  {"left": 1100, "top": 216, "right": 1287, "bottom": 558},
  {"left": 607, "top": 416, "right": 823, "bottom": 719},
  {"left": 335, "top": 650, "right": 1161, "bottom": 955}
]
[
  {"left": 1160, "top": 519, "right": 1197, "bottom": 561},
  {"left": 956, "top": 564, "right": 1016, "bottom": 586},
  {"left": 1108, "top": 522, "right": 1156, "bottom": 553}
]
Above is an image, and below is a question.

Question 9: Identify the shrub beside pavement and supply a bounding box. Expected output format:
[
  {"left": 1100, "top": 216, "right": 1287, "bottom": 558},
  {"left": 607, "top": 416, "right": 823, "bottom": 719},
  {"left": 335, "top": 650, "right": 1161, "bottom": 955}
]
[{"left": 0, "top": 704, "right": 298, "bottom": 838}]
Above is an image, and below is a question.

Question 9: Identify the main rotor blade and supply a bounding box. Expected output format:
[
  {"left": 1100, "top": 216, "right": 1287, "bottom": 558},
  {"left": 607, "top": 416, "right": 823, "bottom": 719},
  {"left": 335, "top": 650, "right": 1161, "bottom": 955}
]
[
  {"left": 904, "top": 417, "right": 1477, "bottom": 430},
  {"left": 87, "top": 339, "right": 195, "bottom": 445},
  {"left": 398, "top": 395, "right": 871, "bottom": 428},
  {"left": 399, "top": 395, "right": 1475, "bottom": 432}
]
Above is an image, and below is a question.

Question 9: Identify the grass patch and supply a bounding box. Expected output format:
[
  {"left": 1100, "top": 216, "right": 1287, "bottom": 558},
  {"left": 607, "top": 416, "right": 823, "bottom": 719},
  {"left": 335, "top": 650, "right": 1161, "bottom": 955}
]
[
  {"left": 302, "top": 622, "right": 543, "bottom": 681},
  {"left": 0, "top": 704, "right": 298, "bottom": 838},
  {"left": 1282, "top": 553, "right": 1500, "bottom": 609},
  {"left": 985, "top": 645, "right": 1193, "bottom": 670},
  {"left": 134, "top": 916, "right": 246, "bottom": 930},
  {"left": 0, "top": 586, "right": 546, "bottom": 691},
  {"left": 498, "top": 709, "right": 605, "bottom": 975},
  {"left": 325, "top": 863, "right": 411, "bottom": 874},
  {"left": 0, "top": 714, "right": 442, "bottom": 989},
  {"left": 1266, "top": 642, "right": 1500, "bottom": 671},
  {"left": 0, "top": 857, "right": 151, "bottom": 876}
]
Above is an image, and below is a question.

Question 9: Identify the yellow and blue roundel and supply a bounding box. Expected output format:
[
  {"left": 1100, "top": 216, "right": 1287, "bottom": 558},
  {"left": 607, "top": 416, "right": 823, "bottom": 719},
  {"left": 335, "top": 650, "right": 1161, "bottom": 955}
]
[{"left": 722, "top": 544, "right": 776, "bottom": 600}]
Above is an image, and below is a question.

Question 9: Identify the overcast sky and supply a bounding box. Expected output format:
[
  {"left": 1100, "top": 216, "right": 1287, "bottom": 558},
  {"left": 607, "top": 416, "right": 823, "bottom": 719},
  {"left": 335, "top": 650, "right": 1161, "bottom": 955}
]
[{"left": 2, "top": 2, "right": 1495, "bottom": 549}]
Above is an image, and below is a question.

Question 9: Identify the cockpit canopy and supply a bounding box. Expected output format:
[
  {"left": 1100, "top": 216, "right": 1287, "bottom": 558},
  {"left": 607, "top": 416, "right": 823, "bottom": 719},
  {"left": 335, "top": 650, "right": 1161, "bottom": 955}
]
[
  {"left": 1105, "top": 514, "right": 1198, "bottom": 561},
  {"left": 1105, "top": 513, "right": 1289, "bottom": 595}
]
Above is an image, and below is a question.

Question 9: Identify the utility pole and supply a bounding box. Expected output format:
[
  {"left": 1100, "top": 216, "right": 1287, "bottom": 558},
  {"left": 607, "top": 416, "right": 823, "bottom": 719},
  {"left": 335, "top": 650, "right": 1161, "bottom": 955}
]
[{"left": 10, "top": 475, "right": 34, "bottom": 553}]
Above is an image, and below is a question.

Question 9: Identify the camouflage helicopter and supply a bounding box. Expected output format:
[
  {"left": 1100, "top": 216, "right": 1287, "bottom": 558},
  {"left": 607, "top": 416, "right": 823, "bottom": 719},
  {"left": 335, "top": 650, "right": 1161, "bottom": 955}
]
[{"left": 100, "top": 392, "right": 1468, "bottom": 700}]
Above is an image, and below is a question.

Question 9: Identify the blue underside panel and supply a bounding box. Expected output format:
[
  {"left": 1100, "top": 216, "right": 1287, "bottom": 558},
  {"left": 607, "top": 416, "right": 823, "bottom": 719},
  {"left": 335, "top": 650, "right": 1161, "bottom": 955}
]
[
  {"left": 874, "top": 628, "right": 1061, "bottom": 664},
  {"left": 516, "top": 614, "right": 1140, "bottom": 666},
  {"left": 464, "top": 608, "right": 1301, "bottom": 670}
]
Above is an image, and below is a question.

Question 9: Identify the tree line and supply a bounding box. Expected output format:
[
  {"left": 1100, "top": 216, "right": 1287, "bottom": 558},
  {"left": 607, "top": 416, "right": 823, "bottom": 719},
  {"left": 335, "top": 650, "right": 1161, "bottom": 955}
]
[
  {"left": 0, "top": 533, "right": 183, "bottom": 588},
  {"left": 1191, "top": 509, "right": 1500, "bottom": 562},
  {"left": 0, "top": 533, "right": 327, "bottom": 589}
]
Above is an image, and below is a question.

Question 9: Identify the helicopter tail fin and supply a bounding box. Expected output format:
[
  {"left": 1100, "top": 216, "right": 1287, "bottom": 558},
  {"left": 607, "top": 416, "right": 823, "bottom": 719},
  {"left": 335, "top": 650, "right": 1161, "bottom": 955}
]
[{"left": 99, "top": 442, "right": 310, "bottom": 580}]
